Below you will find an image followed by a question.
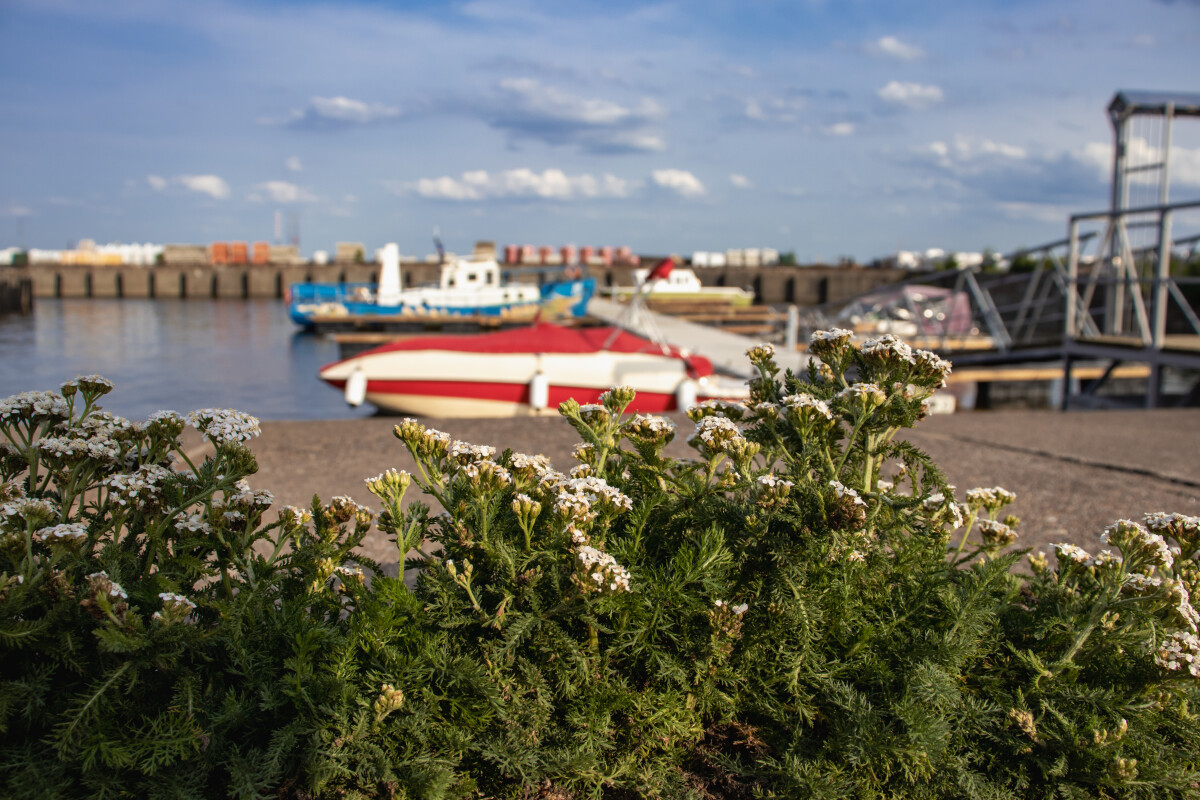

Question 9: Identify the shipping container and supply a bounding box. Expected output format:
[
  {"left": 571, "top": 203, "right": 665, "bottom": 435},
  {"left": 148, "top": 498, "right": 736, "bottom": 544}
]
[
  {"left": 230, "top": 241, "right": 249, "bottom": 264},
  {"left": 252, "top": 242, "right": 270, "bottom": 265}
]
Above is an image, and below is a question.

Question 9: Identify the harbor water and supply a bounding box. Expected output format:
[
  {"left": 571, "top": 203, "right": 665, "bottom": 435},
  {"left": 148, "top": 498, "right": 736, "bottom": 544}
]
[{"left": 0, "top": 299, "right": 373, "bottom": 421}]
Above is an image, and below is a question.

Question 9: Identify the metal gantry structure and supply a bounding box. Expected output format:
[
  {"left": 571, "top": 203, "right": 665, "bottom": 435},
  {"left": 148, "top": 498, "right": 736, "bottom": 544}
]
[
  {"left": 1060, "top": 91, "right": 1200, "bottom": 407},
  {"left": 788, "top": 90, "right": 1200, "bottom": 409}
]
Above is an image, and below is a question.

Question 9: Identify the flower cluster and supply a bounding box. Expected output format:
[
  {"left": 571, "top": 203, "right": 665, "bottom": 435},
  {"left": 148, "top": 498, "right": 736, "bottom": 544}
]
[
  {"left": 622, "top": 414, "right": 676, "bottom": 447},
  {"left": 550, "top": 475, "right": 632, "bottom": 529},
  {"left": 859, "top": 334, "right": 915, "bottom": 370},
  {"left": 153, "top": 591, "right": 197, "bottom": 625},
  {"left": 1101, "top": 519, "right": 1174, "bottom": 570},
  {"left": 829, "top": 480, "right": 866, "bottom": 508},
  {"left": 689, "top": 399, "right": 748, "bottom": 422},
  {"left": 187, "top": 408, "right": 261, "bottom": 446},
  {"left": 394, "top": 419, "right": 451, "bottom": 460},
  {"left": 1156, "top": 630, "right": 1200, "bottom": 677},
  {"left": 1144, "top": 512, "right": 1200, "bottom": 553},
  {"left": 33, "top": 522, "right": 88, "bottom": 546},
  {"left": 0, "top": 390, "right": 69, "bottom": 424},
  {"left": 576, "top": 545, "right": 631, "bottom": 594},
  {"left": 966, "top": 487, "right": 1017, "bottom": 513},
  {"left": 102, "top": 464, "right": 175, "bottom": 508},
  {"left": 447, "top": 441, "right": 497, "bottom": 466},
  {"left": 836, "top": 382, "right": 887, "bottom": 415},
  {"left": 807, "top": 328, "right": 853, "bottom": 366},
  {"left": 86, "top": 571, "right": 128, "bottom": 601},
  {"left": 977, "top": 518, "right": 1018, "bottom": 548},
  {"left": 688, "top": 415, "right": 746, "bottom": 458},
  {"left": 37, "top": 434, "right": 121, "bottom": 466}
]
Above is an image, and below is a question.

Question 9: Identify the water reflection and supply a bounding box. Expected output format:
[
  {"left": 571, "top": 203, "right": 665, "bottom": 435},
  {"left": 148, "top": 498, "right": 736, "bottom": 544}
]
[{"left": 0, "top": 299, "right": 373, "bottom": 421}]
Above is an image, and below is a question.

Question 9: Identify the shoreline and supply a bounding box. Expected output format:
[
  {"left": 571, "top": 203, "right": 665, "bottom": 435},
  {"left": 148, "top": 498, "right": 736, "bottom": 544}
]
[{"left": 203, "top": 407, "right": 1200, "bottom": 568}]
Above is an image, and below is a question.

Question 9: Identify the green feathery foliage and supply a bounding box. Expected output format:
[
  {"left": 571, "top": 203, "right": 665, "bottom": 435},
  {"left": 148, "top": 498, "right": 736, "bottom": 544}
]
[{"left": 2, "top": 332, "right": 1199, "bottom": 799}]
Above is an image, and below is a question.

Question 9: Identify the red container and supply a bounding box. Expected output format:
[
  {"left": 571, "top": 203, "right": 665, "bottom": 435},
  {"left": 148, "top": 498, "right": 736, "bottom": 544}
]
[
  {"left": 230, "top": 241, "right": 248, "bottom": 264},
  {"left": 538, "top": 245, "right": 553, "bottom": 264},
  {"left": 560, "top": 244, "right": 577, "bottom": 265},
  {"left": 616, "top": 245, "right": 633, "bottom": 264},
  {"left": 504, "top": 244, "right": 520, "bottom": 264},
  {"left": 580, "top": 245, "right": 595, "bottom": 263},
  {"left": 210, "top": 241, "right": 229, "bottom": 265},
  {"left": 251, "top": 242, "right": 270, "bottom": 265},
  {"left": 521, "top": 244, "right": 536, "bottom": 263},
  {"left": 600, "top": 246, "right": 614, "bottom": 267}
]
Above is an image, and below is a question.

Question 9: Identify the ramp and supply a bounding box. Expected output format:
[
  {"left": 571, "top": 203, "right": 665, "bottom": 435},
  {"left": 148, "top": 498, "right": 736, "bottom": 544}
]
[{"left": 587, "top": 297, "right": 811, "bottom": 379}]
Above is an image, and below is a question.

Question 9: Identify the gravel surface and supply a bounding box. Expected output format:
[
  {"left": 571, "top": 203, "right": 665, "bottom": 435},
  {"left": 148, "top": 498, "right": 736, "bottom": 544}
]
[{"left": 193, "top": 408, "right": 1199, "bottom": 569}]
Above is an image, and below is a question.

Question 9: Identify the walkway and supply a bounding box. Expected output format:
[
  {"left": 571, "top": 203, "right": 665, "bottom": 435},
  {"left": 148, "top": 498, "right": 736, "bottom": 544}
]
[{"left": 586, "top": 296, "right": 810, "bottom": 378}]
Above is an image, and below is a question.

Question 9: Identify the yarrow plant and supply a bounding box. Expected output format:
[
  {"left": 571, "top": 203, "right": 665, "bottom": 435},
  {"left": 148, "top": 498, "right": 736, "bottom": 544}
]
[{"left": 3, "top": 346, "right": 1199, "bottom": 800}]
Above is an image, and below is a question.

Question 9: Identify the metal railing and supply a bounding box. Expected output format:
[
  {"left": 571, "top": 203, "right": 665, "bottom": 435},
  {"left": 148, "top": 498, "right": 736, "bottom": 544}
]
[{"left": 1066, "top": 199, "right": 1200, "bottom": 349}]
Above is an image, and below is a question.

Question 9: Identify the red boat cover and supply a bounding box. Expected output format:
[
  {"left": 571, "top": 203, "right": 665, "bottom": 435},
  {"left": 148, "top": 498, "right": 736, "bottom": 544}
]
[{"left": 343, "top": 323, "right": 715, "bottom": 378}]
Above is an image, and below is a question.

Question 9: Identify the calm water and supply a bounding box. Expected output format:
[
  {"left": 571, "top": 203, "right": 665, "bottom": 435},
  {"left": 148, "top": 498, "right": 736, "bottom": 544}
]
[{"left": 0, "top": 299, "right": 373, "bottom": 421}]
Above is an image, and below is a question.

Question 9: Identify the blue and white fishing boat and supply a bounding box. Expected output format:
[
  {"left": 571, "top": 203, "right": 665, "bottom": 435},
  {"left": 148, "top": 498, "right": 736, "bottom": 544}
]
[{"left": 288, "top": 243, "right": 595, "bottom": 329}]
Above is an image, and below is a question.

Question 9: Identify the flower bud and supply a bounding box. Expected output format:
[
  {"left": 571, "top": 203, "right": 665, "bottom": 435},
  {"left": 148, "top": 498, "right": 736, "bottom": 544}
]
[{"left": 600, "top": 385, "right": 636, "bottom": 413}]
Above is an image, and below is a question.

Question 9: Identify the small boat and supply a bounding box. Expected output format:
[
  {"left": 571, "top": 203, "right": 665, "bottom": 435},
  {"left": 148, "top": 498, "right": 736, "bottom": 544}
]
[
  {"left": 317, "top": 322, "right": 749, "bottom": 417},
  {"left": 288, "top": 243, "right": 595, "bottom": 329},
  {"left": 607, "top": 260, "right": 754, "bottom": 306}
]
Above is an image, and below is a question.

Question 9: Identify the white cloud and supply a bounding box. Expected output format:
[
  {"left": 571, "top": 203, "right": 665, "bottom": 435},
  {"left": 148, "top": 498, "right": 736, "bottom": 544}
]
[
  {"left": 729, "top": 173, "right": 752, "bottom": 189},
  {"left": 285, "top": 156, "right": 303, "bottom": 172},
  {"left": 146, "top": 174, "right": 168, "bottom": 191},
  {"left": 487, "top": 78, "right": 666, "bottom": 153},
  {"left": 824, "top": 122, "right": 856, "bottom": 137},
  {"left": 177, "top": 174, "right": 230, "bottom": 200},
  {"left": 867, "top": 35, "right": 925, "bottom": 61},
  {"left": 920, "top": 136, "right": 1027, "bottom": 171},
  {"left": 310, "top": 95, "right": 400, "bottom": 123},
  {"left": 651, "top": 169, "right": 706, "bottom": 198},
  {"left": 877, "top": 81, "right": 944, "bottom": 110},
  {"left": 252, "top": 181, "right": 317, "bottom": 203},
  {"left": 498, "top": 77, "right": 658, "bottom": 126},
  {"left": 404, "top": 168, "right": 631, "bottom": 201},
  {"left": 743, "top": 95, "right": 805, "bottom": 124},
  {"left": 2, "top": 205, "right": 32, "bottom": 217},
  {"left": 268, "top": 96, "right": 402, "bottom": 128}
]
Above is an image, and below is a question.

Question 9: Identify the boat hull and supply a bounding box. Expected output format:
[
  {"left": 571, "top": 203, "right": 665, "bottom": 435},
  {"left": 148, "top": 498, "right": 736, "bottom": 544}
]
[
  {"left": 318, "top": 333, "right": 748, "bottom": 417},
  {"left": 288, "top": 279, "right": 595, "bottom": 328}
]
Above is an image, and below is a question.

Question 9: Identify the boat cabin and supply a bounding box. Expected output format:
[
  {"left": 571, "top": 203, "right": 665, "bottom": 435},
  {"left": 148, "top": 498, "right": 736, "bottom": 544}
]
[
  {"left": 632, "top": 267, "right": 704, "bottom": 291},
  {"left": 441, "top": 258, "right": 501, "bottom": 290}
]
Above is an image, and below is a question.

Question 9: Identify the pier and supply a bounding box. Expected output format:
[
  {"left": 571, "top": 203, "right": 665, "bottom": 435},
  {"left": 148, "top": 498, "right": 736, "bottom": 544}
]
[
  {"left": 13, "top": 261, "right": 908, "bottom": 307},
  {"left": 0, "top": 266, "right": 33, "bottom": 316}
]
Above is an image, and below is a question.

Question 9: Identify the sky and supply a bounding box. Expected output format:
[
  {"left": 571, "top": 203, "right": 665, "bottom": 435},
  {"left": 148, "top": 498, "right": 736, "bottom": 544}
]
[{"left": 2, "top": 0, "right": 1199, "bottom": 263}]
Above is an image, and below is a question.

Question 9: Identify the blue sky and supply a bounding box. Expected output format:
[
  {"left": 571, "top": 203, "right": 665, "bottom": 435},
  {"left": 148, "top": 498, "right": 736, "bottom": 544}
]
[{"left": 2, "top": 0, "right": 1199, "bottom": 261}]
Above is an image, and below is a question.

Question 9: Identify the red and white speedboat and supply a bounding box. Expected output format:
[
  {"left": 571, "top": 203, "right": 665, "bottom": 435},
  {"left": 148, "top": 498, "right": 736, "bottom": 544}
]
[{"left": 318, "top": 322, "right": 749, "bottom": 417}]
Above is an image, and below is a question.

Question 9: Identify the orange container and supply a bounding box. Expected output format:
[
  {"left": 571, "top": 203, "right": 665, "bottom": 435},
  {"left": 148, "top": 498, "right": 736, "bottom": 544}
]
[
  {"left": 210, "top": 241, "right": 229, "bottom": 265},
  {"left": 251, "top": 242, "right": 270, "bottom": 265},
  {"left": 229, "top": 241, "right": 248, "bottom": 264}
]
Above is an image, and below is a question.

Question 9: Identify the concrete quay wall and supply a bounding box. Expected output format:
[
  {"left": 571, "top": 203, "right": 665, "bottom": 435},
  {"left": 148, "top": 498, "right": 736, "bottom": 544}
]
[{"left": 23, "top": 263, "right": 907, "bottom": 307}]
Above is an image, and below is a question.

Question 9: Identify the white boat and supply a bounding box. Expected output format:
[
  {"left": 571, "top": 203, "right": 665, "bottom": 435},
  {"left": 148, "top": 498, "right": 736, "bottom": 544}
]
[
  {"left": 608, "top": 262, "right": 754, "bottom": 306},
  {"left": 289, "top": 243, "right": 594, "bottom": 328},
  {"left": 318, "top": 322, "right": 749, "bottom": 417}
]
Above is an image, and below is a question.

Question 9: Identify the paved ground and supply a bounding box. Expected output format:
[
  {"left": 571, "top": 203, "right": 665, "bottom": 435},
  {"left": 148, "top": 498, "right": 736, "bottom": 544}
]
[{"left": 186, "top": 407, "right": 1198, "bottom": 569}]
